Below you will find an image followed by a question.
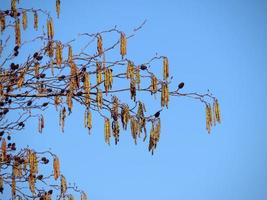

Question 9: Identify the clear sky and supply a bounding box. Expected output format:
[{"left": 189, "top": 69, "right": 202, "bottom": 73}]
[{"left": 3, "top": 0, "right": 267, "bottom": 199}]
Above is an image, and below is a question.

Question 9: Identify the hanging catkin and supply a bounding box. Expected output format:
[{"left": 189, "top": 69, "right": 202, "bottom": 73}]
[
  {"left": 163, "top": 57, "right": 169, "bottom": 80},
  {"left": 0, "top": 13, "right": 5, "bottom": 33},
  {"left": 1, "top": 138, "right": 6, "bottom": 161},
  {"left": 150, "top": 75, "right": 158, "bottom": 94},
  {"left": 96, "top": 62, "right": 102, "bottom": 84},
  {"left": 121, "top": 104, "right": 130, "bottom": 130},
  {"left": 81, "top": 192, "right": 87, "bottom": 200},
  {"left": 104, "top": 68, "right": 113, "bottom": 95},
  {"left": 56, "top": 0, "right": 61, "bottom": 18},
  {"left": 68, "top": 45, "right": 73, "bottom": 63},
  {"left": 96, "top": 88, "right": 103, "bottom": 109},
  {"left": 34, "top": 11, "right": 38, "bottom": 31},
  {"left": 46, "top": 40, "right": 54, "bottom": 58},
  {"left": 205, "top": 104, "right": 212, "bottom": 133},
  {"left": 126, "top": 61, "right": 134, "bottom": 79},
  {"left": 61, "top": 175, "right": 67, "bottom": 197},
  {"left": 84, "top": 109, "right": 92, "bottom": 130},
  {"left": 59, "top": 107, "right": 66, "bottom": 132},
  {"left": 120, "top": 32, "right": 127, "bottom": 58},
  {"left": 28, "top": 174, "right": 35, "bottom": 194},
  {"left": 97, "top": 33, "right": 103, "bottom": 55},
  {"left": 47, "top": 18, "right": 54, "bottom": 40},
  {"left": 84, "top": 72, "right": 91, "bottom": 106},
  {"left": 11, "top": 175, "right": 16, "bottom": 199},
  {"left": 15, "top": 18, "right": 21, "bottom": 47},
  {"left": 53, "top": 156, "right": 60, "bottom": 180},
  {"left": 104, "top": 118, "right": 111, "bottom": 145},
  {"left": 213, "top": 99, "right": 221, "bottom": 124},
  {"left": 161, "top": 82, "right": 169, "bottom": 108},
  {"left": 56, "top": 42, "right": 63, "bottom": 66},
  {"left": 22, "top": 11, "right": 27, "bottom": 30},
  {"left": 38, "top": 114, "right": 44, "bottom": 133}
]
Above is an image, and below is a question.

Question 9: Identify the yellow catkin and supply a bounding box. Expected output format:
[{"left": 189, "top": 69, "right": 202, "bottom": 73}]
[
  {"left": 22, "top": 11, "right": 27, "bottom": 30},
  {"left": 56, "top": 42, "right": 63, "bottom": 66},
  {"left": 38, "top": 114, "right": 44, "bottom": 133},
  {"left": 1, "top": 138, "right": 6, "bottom": 161},
  {"left": 205, "top": 104, "right": 212, "bottom": 133},
  {"left": 214, "top": 99, "right": 221, "bottom": 124},
  {"left": 28, "top": 174, "right": 35, "bottom": 194},
  {"left": 104, "top": 68, "right": 113, "bottom": 95},
  {"left": 104, "top": 118, "right": 111, "bottom": 145},
  {"left": 96, "top": 88, "right": 103, "bottom": 109},
  {"left": 96, "top": 62, "right": 102, "bottom": 84},
  {"left": 121, "top": 104, "right": 130, "bottom": 130},
  {"left": 97, "top": 33, "right": 103, "bottom": 55},
  {"left": 161, "top": 82, "right": 169, "bottom": 108},
  {"left": 130, "top": 79, "right": 136, "bottom": 101},
  {"left": 34, "top": 62, "right": 39, "bottom": 77},
  {"left": 130, "top": 117, "right": 139, "bottom": 144},
  {"left": 17, "top": 68, "right": 26, "bottom": 88},
  {"left": 126, "top": 61, "right": 134, "bottom": 79},
  {"left": 84, "top": 109, "right": 92, "bottom": 130},
  {"left": 68, "top": 45, "right": 73, "bottom": 63},
  {"left": 120, "top": 32, "right": 127, "bottom": 58},
  {"left": 29, "top": 151, "right": 38, "bottom": 175},
  {"left": 45, "top": 192, "right": 51, "bottom": 200},
  {"left": 81, "top": 192, "right": 87, "bottom": 200},
  {"left": 69, "top": 62, "right": 79, "bottom": 91},
  {"left": 47, "top": 40, "right": 54, "bottom": 58},
  {"left": 47, "top": 18, "right": 54, "bottom": 40},
  {"left": 0, "top": 13, "right": 5, "bottom": 33},
  {"left": 34, "top": 11, "right": 38, "bottom": 31},
  {"left": 61, "top": 175, "right": 67, "bottom": 197},
  {"left": 148, "top": 120, "right": 161, "bottom": 155},
  {"left": 54, "top": 95, "right": 61, "bottom": 110},
  {"left": 11, "top": 0, "right": 17, "bottom": 15},
  {"left": 15, "top": 18, "right": 21, "bottom": 47},
  {"left": 12, "top": 175, "right": 16, "bottom": 199},
  {"left": 53, "top": 156, "right": 60, "bottom": 180},
  {"left": 150, "top": 75, "right": 158, "bottom": 94},
  {"left": 84, "top": 72, "right": 91, "bottom": 106},
  {"left": 56, "top": 0, "right": 61, "bottom": 18},
  {"left": 163, "top": 57, "right": 169, "bottom": 80}
]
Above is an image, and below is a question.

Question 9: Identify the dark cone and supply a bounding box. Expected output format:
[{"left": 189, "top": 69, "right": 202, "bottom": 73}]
[{"left": 178, "top": 82, "right": 184, "bottom": 89}]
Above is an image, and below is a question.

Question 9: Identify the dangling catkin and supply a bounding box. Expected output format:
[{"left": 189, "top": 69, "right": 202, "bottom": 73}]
[
  {"left": 84, "top": 109, "right": 92, "bottom": 130},
  {"left": 213, "top": 99, "right": 221, "bottom": 124},
  {"left": 130, "top": 79, "right": 136, "bottom": 101},
  {"left": 1, "top": 138, "right": 6, "bottom": 161},
  {"left": 161, "top": 82, "right": 169, "bottom": 108},
  {"left": 56, "top": 42, "right": 63, "bottom": 66},
  {"left": 104, "top": 68, "right": 113, "bottom": 95},
  {"left": 97, "top": 33, "right": 103, "bottom": 55},
  {"left": 38, "top": 114, "right": 44, "bottom": 133},
  {"left": 135, "top": 66, "right": 140, "bottom": 90},
  {"left": 46, "top": 40, "right": 54, "bottom": 58},
  {"left": 205, "top": 104, "right": 212, "bottom": 133},
  {"left": 67, "top": 91, "right": 73, "bottom": 112},
  {"left": 126, "top": 61, "right": 134, "bottom": 79},
  {"left": 59, "top": 107, "right": 66, "bottom": 132},
  {"left": 22, "top": 11, "right": 27, "bottom": 30},
  {"left": 15, "top": 18, "right": 21, "bottom": 47},
  {"left": 96, "top": 62, "right": 102, "bottom": 84},
  {"left": 104, "top": 118, "right": 111, "bottom": 145},
  {"left": 53, "top": 156, "right": 60, "bottom": 180},
  {"left": 11, "top": 175, "right": 16, "bottom": 199},
  {"left": 47, "top": 18, "right": 54, "bottom": 40},
  {"left": 0, "top": 13, "right": 5, "bottom": 33},
  {"left": 29, "top": 151, "right": 38, "bottom": 175},
  {"left": 121, "top": 104, "right": 130, "bottom": 130},
  {"left": 34, "top": 62, "right": 39, "bottom": 77},
  {"left": 150, "top": 75, "right": 158, "bottom": 94},
  {"left": 28, "top": 174, "right": 35, "bottom": 194},
  {"left": 96, "top": 88, "right": 103, "bottom": 109},
  {"left": 56, "top": 0, "right": 61, "bottom": 18},
  {"left": 163, "top": 57, "right": 169, "bottom": 80},
  {"left": 61, "top": 175, "right": 67, "bottom": 197},
  {"left": 68, "top": 45, "right": 73, "bottom": 63},
  {"left": 120, "top": 32, "right": 127, "bottom": 58},
  {"left": 84, "top": 72, "right": 91, "bottom": 106},
  {"left": 34, "top": 11, "right": 38, "bottom": 31}
]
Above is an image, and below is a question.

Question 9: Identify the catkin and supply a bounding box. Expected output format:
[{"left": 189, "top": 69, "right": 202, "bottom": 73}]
[
  {"left": 213, "top": 99, "right": 221, "bottom": 124},
  {"left": 104, "top": 118, "right": 111, "bottom": 145},
  {"left": 121, "top": 104, "right": 130, "bottom": 130},
  {"left": 61, "top": 175, "right": 67, "bottom": 197},
  {"left": 68, "top": 45, "right": 73, "bottom": 63},
  {"left": 126, "top": 61, "right": 134, "bottom": 79},
  {"left": 150, "top": 75, "right": 158, "bottom": 94},
  {"left": 163, "top": 57, "right": 169, "bottom": 80},
  {"left": 11, "top": 175, "right": 16, "bottom": 199},
  {"left": 22, "top": 11, "right": 27, "bottom": 30},
  {"left": 1, "top": 138, "right": 6, "bottom": 161},
  {"left": 104, "top": 68, "right": 113, "bottom": 95},
  {"left": 28, "top": 174, "right": 35, "bottom": 194},
  {"left": 59, "top": 107, "right": 66, "bottom": 132},
  {"left": 66, "top": 91, "right": 73, "bottom": 112},
  {"left": 135, "top": 66, "right": 140, "bottom": 90},
  {"left": 161, "top": 82, "right": 169, "bottom": 108},
  {"left": 53, "top": 156, "right": 60, "bottom": 180},
  {"left": 84, "top": 109, "right": 92, "bottom": 130},
  {"left": 47, "top": 18, "right": 54, "bottom": 40},
  {"left": 96, "top": 88, "right": 103, "bottom": 109},
  {"left": 38, "top": 114, "right": 44, "bottom": 133},
  {"left": 120, "top": 32, "right": 127, "bottom": 58},
  {"left": 97, "top": 33, "right": 103, "bottom": 55},
  {"left": 34, "top": 11, "right": 38, "bottom": 31},
  {"left": 205, "top": 104, "right": 212, "bottom": 133},
  {"left": 56, "top": 42, "right": 63, "bottom": 66},
  {"left": 0, "top": 176, "right": 3, "bottom": 191},
  {"left": 130, "top": 79, "right": 136, "bottom": 101},
  {"left": 15, "top": 18, "right": 21, "bottom": 47},
  {"left": 96, "top": 62, "right": 102, "bottom": 84},
  {"left": 148, "top": 120, "right": 161, "bottom": 155},
  {"left": 0, "top": 13, "right": 5, "bottom": 33},
  {"left": 34, "top": 62, "right": 39, "bottom": 77},
  {"left": 29, "top": 151, "right": 38, "bottom": 175},
  {"left": 81, "top": 192, "right": 87, "bottom": 200},
  {"left": 56, "top": 0, "right": 60, "bottom": 18},
  {"left": 84, "top": 72, "right": 91, "bottom": 106}
]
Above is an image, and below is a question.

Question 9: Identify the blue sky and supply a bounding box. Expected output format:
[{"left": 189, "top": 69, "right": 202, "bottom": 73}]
[{"left": 3, "top": 0, "right": 267, "bottom": 199}]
